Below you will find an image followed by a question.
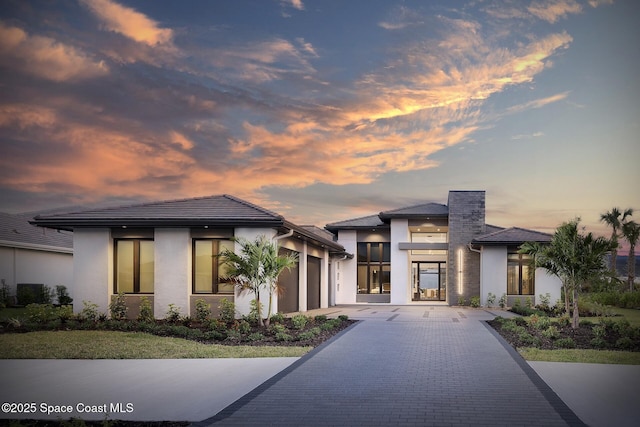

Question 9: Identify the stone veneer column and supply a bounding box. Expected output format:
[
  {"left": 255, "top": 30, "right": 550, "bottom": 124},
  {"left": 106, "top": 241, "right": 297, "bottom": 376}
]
[{"left": 447, "top": 191, "right": 485, "bottom": 304}]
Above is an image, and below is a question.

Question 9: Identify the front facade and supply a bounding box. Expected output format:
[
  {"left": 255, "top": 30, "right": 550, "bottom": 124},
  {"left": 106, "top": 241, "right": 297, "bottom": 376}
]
[
  {"left": 32, "top": 195, "right": 345, "bottom": 318},
  {"left": 31, "top": 190, "right": 561, "bottom": 317},
  {"left": 326, "top": 191, "right": 561, "bottom": 307}
]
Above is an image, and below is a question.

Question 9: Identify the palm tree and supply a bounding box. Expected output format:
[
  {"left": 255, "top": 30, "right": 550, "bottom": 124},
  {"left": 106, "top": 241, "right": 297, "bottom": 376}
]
[
  {"left": 622, "top": 221, "right": 640, "bottom": 291},
  {"left": 600, "top": 208, "right": 633, "bottom": 276},
  {"left": 219, "top": 235, "right": 297, "bottom": 327},
  {"left": 521, "top": 218, "right": 613, "bottom": 328}
]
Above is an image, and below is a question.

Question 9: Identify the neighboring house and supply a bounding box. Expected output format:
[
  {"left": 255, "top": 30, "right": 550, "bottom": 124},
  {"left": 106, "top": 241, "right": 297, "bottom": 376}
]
[
  {"left": 0, "top": 212, "right": 73, "bottom": 303},
  {"left": 326, "top": 191, "right": 562, "bottom": 307},
  {"left": 32, "top": 195, "right": 346, "bottom": 318}
]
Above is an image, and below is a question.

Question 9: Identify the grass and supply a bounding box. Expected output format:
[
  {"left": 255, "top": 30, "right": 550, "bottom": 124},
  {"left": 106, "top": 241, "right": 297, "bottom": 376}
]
[
  {"left": 519, "top": 347, "right": 640, "bottom": 365},
  {"left": 0, "top": 330, "right": 311, "bottom": 359}
]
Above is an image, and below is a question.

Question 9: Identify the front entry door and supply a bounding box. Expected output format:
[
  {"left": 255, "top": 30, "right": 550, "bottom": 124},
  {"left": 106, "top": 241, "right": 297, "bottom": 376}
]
[{"left": 412, "top": 262, "right": 446, "bottom": 301}]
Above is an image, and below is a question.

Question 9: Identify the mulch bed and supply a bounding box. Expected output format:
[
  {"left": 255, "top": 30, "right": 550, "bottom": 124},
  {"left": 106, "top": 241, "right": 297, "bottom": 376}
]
[{"left": 487, "top": 317, "right": 640, "bottom": 351}]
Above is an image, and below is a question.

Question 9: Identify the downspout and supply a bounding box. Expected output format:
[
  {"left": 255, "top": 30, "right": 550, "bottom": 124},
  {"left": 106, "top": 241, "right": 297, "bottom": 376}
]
[
  {"left": 467, "top": 243, "right": 481, "bottom": 253},
  {"left": 274, "top": 229, "right": 294, "bottom": 241}
]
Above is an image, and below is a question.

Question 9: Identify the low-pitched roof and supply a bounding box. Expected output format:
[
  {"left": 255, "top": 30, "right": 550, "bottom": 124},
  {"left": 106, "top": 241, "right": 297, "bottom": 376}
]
[
  {"left": 325, "top": 214, "right": 387, "bottom": 232},
  {"left": 31, "top": 195, "right": 285, "bottom": 230},
  {"left": 30, "top": 195, "right": 346, "bottom": 253},
  {"left": 0, "top": 212, "right": 73, "bottom": 253},
  {"left": 379, "top": 202, "right": 448, "bottom": 219},
  {"left": 472, "top": 227, "right": 552, "bottom": 246}
]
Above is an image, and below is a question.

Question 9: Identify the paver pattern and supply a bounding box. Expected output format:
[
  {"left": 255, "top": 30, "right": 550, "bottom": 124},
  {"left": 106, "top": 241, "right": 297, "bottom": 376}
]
[{"left": 200, "top": 306, "right": 583, "bottom": 426}]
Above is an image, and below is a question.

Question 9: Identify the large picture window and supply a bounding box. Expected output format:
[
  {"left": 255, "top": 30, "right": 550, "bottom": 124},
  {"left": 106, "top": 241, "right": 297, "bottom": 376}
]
[
  {"left": 115, "top": 239, "right": 154, "bottom": 293},
  {"left": 507, "top": 253, "right": 534, "bottom": 295},
  {"left": 193, "top": 239, "right": 235, "bottom": 294},
  {"left": 357, "top": 242, "right": 391, "bottom": 294}
]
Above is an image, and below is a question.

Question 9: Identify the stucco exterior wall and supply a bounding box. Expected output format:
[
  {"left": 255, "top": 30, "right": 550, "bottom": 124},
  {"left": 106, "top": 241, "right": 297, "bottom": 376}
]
[
  {"left": 73, "top": 229, "right": 112, "bottom": 314},
  {"left": 335, "top": 230, "right": 357, "bottom": 304},
  {"left": 0, "top": 246, "right": 73, "bottom": 303},
  {"left": 154, "top": 228, "right": 190, "bottom": 318},
  {"left": 480, "top": 246, "right": 507, "bottom": 307},
  {"left": 390, "top": 219, "right": 410, "bottom": 304},
  {"left": 535, "top": 268, "right": 562, "bottom": 307}
]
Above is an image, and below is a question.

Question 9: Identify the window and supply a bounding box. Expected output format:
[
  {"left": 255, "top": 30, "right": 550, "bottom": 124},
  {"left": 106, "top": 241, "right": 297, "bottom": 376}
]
[
  {"left": 410, "top": 232, "right": 447, "bottom": 255},
  {"left": 193, "top": 239, "right": 235, "bottom": 294},
  {"left": 507, "top": 253, "right": 534, "bottom": 295},
  {"left": 357, "top": 242, "right": 391, "bottom": 294},
  {"left": 115, "top": 239, "right": 154, "bottom": 293}
]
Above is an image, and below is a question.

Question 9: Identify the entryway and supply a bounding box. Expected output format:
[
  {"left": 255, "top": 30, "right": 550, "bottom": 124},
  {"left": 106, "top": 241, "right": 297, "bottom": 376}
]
[{"left": 411, "top": 261, "right": 446, "bottom": 301}]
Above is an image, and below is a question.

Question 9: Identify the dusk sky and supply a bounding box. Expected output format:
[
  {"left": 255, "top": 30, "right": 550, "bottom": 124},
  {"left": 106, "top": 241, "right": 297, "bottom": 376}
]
[{"left": 1, "top": 0, "right": 638, "bottom": 242}]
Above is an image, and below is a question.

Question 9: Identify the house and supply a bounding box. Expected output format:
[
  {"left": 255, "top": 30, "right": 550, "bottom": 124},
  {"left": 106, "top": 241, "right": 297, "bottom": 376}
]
[
  {"left": 31, "top": 191, "right": 561, "bottom": 318},
  {"left": 31, "top": 195, "right": 346, "bottom": 318},
  {"left": 0, "top": 212, "right": 73, "bottom": 304},
  {"left": 326, "top": 191, "right": 561, "bottom": 307}
]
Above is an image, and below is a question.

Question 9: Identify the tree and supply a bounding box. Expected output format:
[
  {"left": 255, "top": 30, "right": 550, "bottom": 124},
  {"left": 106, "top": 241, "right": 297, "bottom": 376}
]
[
  {"left": 600, "top": 207, "right": 633, "bottom": 276},
  {"left": 622, "top": 221, "right": 640, "bottom": 292},
  {"left": 219, "top": 235, "right": 297, "bottom": 327},
  {"left": 520, "top": 219, "right": 613, "bottom": 328}
]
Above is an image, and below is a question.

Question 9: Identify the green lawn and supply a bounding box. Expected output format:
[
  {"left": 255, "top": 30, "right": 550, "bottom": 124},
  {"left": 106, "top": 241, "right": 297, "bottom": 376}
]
[
  {"left": 0, "top": 330, "right": 311, "bottom": 359},
  {"left": 519, "top": 347, "right": 640, "bottom": 365}
]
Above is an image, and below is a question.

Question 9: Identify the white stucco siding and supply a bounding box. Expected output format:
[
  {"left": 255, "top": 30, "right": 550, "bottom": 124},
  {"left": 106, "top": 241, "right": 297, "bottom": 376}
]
[
  {"left": 154, "top": 228, "right": 190, "bottom": 318},
  {"left": 335, "top": 230, "right": 356, "bottom": 304},
  {"left": 0, "top": 246, "right": 73, "bottom": 301},
  {"left": 233, "top": 228, "right": 277, "bottom": 317},
  {"left": 535, "top": 268, "right": 562, "bottom": 306},
  {"left": 480, "top": 246, "right": 507, "bottom": 306},
  {"left": 390, "top": 219, "right": 409, "bottom": 305},
  {"left": 73, "top": 229, "right": 112, "bottom": 314}
]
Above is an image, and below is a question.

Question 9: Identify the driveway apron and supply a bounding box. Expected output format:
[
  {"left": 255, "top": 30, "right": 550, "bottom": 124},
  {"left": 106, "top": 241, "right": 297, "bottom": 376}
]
[{"left": 200, "top": 306, "right": 583, "bottom": 426}]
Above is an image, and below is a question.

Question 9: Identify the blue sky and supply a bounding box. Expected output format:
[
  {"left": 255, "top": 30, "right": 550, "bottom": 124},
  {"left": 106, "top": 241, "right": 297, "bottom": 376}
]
[{"left": 0, "top": 0, "right": 638, "bottom": 242}]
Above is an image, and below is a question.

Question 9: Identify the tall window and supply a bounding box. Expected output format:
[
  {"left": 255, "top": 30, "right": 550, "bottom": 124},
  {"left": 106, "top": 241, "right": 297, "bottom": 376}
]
[
  {"left": 115, "top": 239, "right": 154, "bottom": 293},
  {"left": 507, "top": 253, "right": 534, "bottom": 295},
  {"left": 193, "top": 239, "right": 235, "bottom": 294},
  {"left": 357, "top": 242, "right": 391, "bottom": 294}
]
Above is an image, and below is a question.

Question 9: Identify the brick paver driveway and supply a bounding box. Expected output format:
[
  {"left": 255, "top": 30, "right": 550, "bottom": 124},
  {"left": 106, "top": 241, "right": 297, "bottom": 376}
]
[{"left": 198, "top": 305, "right": 584, "bottom": 426}]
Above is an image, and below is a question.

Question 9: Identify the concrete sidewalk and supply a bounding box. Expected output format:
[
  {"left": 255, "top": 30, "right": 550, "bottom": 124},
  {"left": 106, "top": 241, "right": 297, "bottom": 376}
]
[{"left": 0, "top": 358, "right": 298, "bottom": 422}]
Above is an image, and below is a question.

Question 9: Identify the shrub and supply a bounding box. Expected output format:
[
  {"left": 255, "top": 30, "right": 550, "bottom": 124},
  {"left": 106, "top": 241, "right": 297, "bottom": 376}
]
[
  {"left": 269, "top": 323, "right": 287, "bottom": 335},
  {"left": 590, "top": 337, "right": 607, "bottom": 348},
  {"left": 580, "top": 319, "right": 594, "bottom": 327},
  {"left": 274, "top": 332, "right": 293, "bottom": 342},
  {"left": 338, "top": 315, "right": 349, "bottom": 322},
  {"left": 109, "top": 292, "right": 128, "bottom": 320},
  {"left": 292, "top": 314, "right": 308, "bottom": 330},
  {"left": 498, "top": 294, "right": 507, "bottom": 309},
  {"left": 486, "top": 292, "right": 496, "bottom": 308},
  {"left": 513, "top": 317, "right": 528, "bottom": 326},
  {"left": 247, "top": 332, "right": 265, "bottom": 342},
  {"left": 298, "top": 331, "right": 317, "bottom": 341},
  {"left": 237, "top": 320, "right": 251, "bottom": 334},
  {"left": 209, "top": 319, "right": 228, "bottom": 334},
  {"left": 557, "top": 316, "right": 571, "bottom": 327},
  {"left": 457, "top": 297, "right": 466, "bottom": 306},
  {"left": 165, "top": 304, "right": 181, "bottom": 323},
  {"left": 56, "top": 305, "right": 73, "bottom": 322},
  {"left": 541, "top": 326, "right": 560, "bottom": 340},
  {"left": 55, "top": 285, "right": 73, "bottom": 305},
  {"left": 314, "top": 314, "right": 327, "bottom": 322},
  {"left": 270, "top": 312, "right": 285, "bottom": 324},
  {"left": 524, "top": 297, "right": 533, "bottom": 309},
  {"left": 320, "top": 319, "right": 341, "bottom": 331},
  {"left": 80, "top": 301, "right": 100, "bottom": 322},
  {"left": 470, "top": 296, "right": 481, "bottom": 308},
  {"left": 518, "top": 332, "right": 540, "bottom": 347},
  {"left": 26, "top": 304, "right": 57, "bottom": 323},
  {"left": 0, "top": 279, "right": 11, "bottom": 307},
  {"left": 247, "top": 299, "right": 263, "bottom": 324},
  {"left": 616, "top": 337, "right": 634, "bottom": 350},
  {"left": 537, "top": 293, "right": 551, "bottom": 310},
  {"left": 137, "top": 296, "right": 154, "bottom": 322},
  {"left": 555, "top": 338, "right": 576, "bottom": 349},
  {"left": 592, "top": 325, "right": 606, "bottom": 339},
  {"left": 204, "top": 330, "right": 226, "bottom": 341},
  {"left": 194, "top": 299, "right": 211, "bottom": 322},
  {"left": 219, "top": 298, "right": 236, "bottom": 323}
]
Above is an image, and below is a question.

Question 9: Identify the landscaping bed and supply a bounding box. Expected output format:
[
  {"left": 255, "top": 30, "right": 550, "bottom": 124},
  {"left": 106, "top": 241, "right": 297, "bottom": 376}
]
[
  {"left": 488, "top": 315, "right": 640, "bottom": 351},
  {"left": 0, "top": 305, "right": 355, "bottom": 348}
]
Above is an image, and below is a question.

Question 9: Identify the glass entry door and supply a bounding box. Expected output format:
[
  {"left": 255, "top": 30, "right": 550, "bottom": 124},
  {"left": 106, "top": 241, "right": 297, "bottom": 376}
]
[{"left": 412, "top": 262, "right": 446, "bottom": 301}]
